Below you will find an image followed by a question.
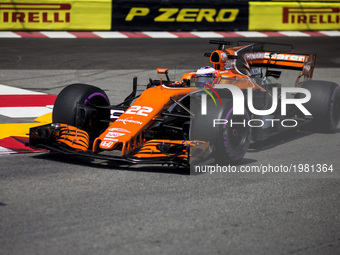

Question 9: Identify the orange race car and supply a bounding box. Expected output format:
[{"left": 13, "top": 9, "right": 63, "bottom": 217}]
[{"left": 29, "top": 40, "right": 340, "bottom": 167}]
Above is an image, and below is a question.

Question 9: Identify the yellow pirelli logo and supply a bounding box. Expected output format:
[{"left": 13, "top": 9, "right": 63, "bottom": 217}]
[
  {"left": 249, "top": 2, "right": 340, "bottom": 31},
  {"left": 0, "top": 3, "right": 71, "bottom": 23},
  {"left": 0, "top": 0, "right": 111, "bottom": 30},
  {"left": 283, "top": 7, "right": 340, "bottom": 24}
]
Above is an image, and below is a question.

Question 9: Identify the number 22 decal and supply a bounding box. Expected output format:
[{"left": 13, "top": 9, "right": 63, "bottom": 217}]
[{"left": 125, "top": 106, "right": 153, "bottom": 116}]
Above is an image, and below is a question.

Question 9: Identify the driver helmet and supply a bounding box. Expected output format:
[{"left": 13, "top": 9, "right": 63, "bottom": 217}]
[{"left": 195, "top": 66, "right": 218, "bottom": 86}]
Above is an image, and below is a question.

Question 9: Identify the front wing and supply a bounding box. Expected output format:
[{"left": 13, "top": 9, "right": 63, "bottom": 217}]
[{"left": 28, "top": 123, "right": 210, "bottom": 167}]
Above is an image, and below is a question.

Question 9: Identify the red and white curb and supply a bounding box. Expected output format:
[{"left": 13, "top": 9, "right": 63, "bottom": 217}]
[
  {"left": 0, "top": 84, "right": 56, "bottom": 154},
  {"left": 0, "top": 84, "right": 56, "bottom": 118},
  {"left": 0, "top": 136, "right": 38, "bottom": 154},
  {"left": 0, "top": 30, "right": 340, "bottom": 38}
]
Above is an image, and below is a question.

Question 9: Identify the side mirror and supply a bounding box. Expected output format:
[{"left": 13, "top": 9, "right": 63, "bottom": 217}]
[
  {"left": 157, "top": 68, "right": 169, "bottom": 74},
  {"left": 157, "top": 68, "right": 170, "bottom": 83}
]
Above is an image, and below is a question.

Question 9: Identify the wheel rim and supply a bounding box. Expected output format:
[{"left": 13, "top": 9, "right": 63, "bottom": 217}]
[
  {"left": 85, "top": 92, "right": 110, "bottom": 105},
  {"left": 223, "top": 108, "right": 249, "bottom": 152},
  {"left": 83, "top": 93, "right": 110, "bottom": 137}
]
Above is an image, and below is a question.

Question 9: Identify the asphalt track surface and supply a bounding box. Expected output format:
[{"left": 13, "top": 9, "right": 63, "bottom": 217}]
[{"left": 1, "top": 37, "right": 340, "bottom": 255}]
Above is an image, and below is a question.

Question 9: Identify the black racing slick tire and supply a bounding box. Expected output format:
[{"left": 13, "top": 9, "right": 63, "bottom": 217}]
[
  {"left": 190, "top": 93, "right": 250, "bottom": 164},
  {"left": 297, "top": 80, "right": 340, "bottom": 132},
  {"left": 52, "top": 83, "right": 110, "bottom": 139}
]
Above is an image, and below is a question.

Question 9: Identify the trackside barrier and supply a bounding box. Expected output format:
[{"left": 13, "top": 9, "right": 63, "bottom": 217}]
[
  {"left": 249, "top": 1, "right": 340, "bottom": 31},
  {"left": 0, "top": 0, "right": 112, "bottom": 30},
  {"left": 111, "top": 0, "right": 248, "bottom": 31},
  {"left": 0, "top": 0, "right": 339, "bottom": 31}
]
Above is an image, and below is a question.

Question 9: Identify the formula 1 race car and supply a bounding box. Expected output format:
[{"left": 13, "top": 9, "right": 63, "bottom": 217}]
[{"left": 29, "top": 40, "right": 340, "bottom": 167}]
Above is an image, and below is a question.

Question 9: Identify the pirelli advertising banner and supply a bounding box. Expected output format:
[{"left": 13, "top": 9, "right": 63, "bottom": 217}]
[
  {"left": 111, "top": 1, "right": 248, "bottom": 31},
  {"left": 0, "top": 0, "right": 112, "bottom": 30},
  {"left": 249, "top": 1, "right": 340, "bottom": 31}
]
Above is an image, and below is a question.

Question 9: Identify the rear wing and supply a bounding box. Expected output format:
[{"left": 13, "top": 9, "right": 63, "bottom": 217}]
[
  {"left": 245, "top": 52, "right": 316, "bottom": 71},
  {"left": 208, "top": 41, "right": 316, "bottom": 85},
  {"left": 244, "top": 52, "right": 316, "bottom": 84}
]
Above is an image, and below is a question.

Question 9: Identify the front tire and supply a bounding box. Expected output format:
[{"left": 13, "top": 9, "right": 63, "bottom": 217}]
[
  {"left": 215, "top": 103, "right": 250, "bottom": 163},
  {"left": 190, "top": 93, "right": 250, "bottom": 164},
  {"left": 52, "top": 84, "right": 110, "bottom": 139}
]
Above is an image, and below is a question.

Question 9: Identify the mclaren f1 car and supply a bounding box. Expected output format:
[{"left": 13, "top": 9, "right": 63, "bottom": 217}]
[{"left": 29, "top": 40, "right": 340, "bottom": 167}]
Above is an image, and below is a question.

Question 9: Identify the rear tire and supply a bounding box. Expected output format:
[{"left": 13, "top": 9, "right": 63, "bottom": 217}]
[
  {"left": 297, "top": 80, "right": 340, "bottom": 132},
  {"left": 52, "top": 84, "right": 110, "bottom": 139},
  {"left": 190, "top": 93, "right": 250, "bottom": 164}
]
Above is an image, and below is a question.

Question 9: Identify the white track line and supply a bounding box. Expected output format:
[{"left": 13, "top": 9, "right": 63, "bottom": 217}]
[
  {"left": 0, "top": 31, "right": 21, "bottom": 38},
  {"left": 93, "top": 31, "right": 128, "bottom": 38},
  {"left": 190, "top": 31, "right": 224, "bottom": 38},
  {"left": 142, "top": 31, "right": 178, "bottom": 38},
  {"left": 0, "top": 107, "right": 52, "bottom": 118},
  {"left": 0, "top": 84, "right": 45, "bottom": 95},
  {"left": 279, "top": 31, "right": 311, "bottom": 37},
  {"left": 0, "top": 146, "right": 15, "bottom": 154},
  {"left": 40, "top": 31, "right": 76, "bottom": 38},
  {"left": 319, "top": 30, "right": 340, "bottom": 36},
  {"left": 235, "top": 31, "right": 268, "bottom": 37}
]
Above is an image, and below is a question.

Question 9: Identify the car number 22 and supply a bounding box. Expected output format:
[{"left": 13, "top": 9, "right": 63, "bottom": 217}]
[{"left": 125, "top": 106, "right": 153, "bottom": 116}]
